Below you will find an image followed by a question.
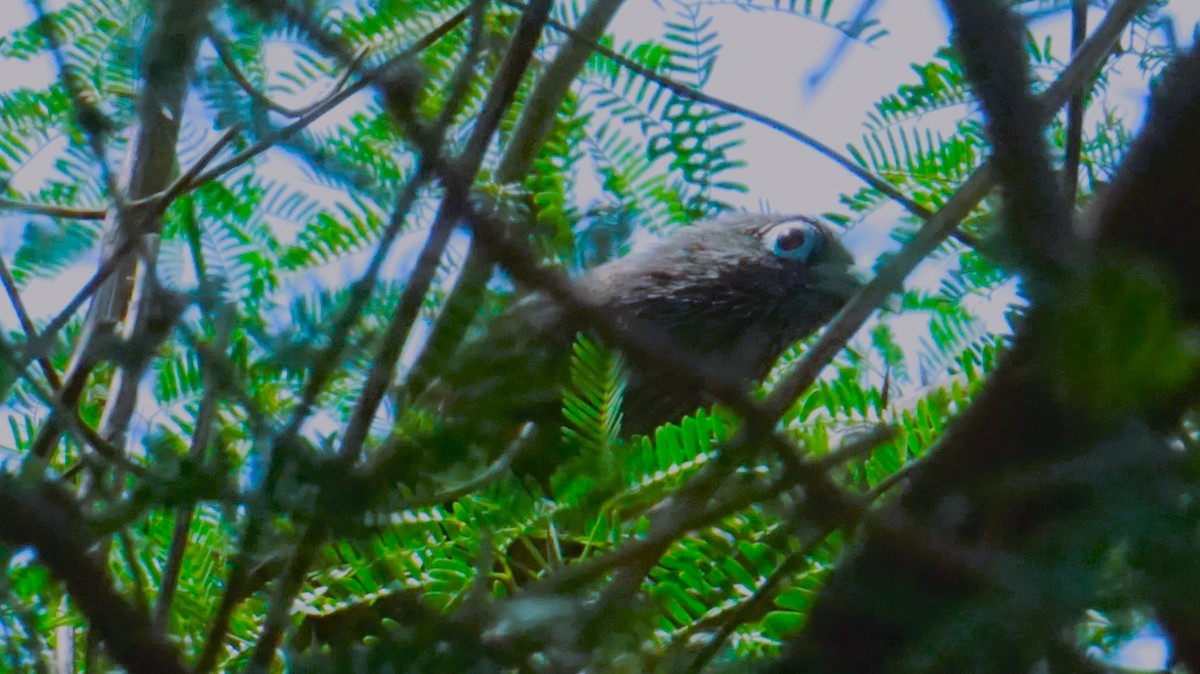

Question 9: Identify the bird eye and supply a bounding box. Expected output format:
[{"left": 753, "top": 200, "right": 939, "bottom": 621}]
[{"left": 766, "top": 221, "right": 822, "bottom": 261}]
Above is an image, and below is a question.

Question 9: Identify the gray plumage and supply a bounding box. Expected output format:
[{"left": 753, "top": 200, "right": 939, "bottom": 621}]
[{"left": 427, "top": 213, "right": 861, "bottom": 473}]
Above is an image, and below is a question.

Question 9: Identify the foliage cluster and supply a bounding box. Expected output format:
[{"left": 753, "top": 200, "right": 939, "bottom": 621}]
[{"left": 0, "top": 0, "right": 1193, "bottom": 672}]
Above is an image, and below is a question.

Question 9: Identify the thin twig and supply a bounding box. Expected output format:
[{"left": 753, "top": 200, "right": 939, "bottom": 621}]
[
  {"left": 812, "top": 424, "right": 896, "bottom": 471},
  {"left": 0, "top": 343, "right": 144, "bottom": 476},
  {"left": 188, "top": 7, "right": 467, "bottom": 193},
  {"left": 684, "top": 419, "right": 966, "bottom": 674},
  {"left": 0, "top": 6, "right": 466, "bottom": 227},
  {"left": 379, "top": 422, "right": 535, "bottom": 515},
  {"left": 190, "top": 341, "right": 296, "bottom": 674},
  {"left": 0, "top": 257, "right": 62, "bottom": 390},
  {"left": 131, "top": 124, "right": 243, "bottom": 208},
  {"left": 804, "top": 0, "right": 881, "bottom": 91},
  {"left": 27, "top": 0, "right": 126, "bottom": 214},
  {"left": 210, "top": 29, "right": 369, "bottom": 119},
  {"left": 246, "top": 519, "right": 323, "bottom": 673},
  {"left": 531, "top": 454, "right": 856, "bottom": 597},
  {"left": 337, "top": 0, "right": 546, "bottom": 464},
  {"left": 334, "top": 0, "right": 491, "bottom": 464},
  {"left": 865, "top": 454, "right": 922, "bottom": 500},
  {"left": 0, "top": 198, "right": 106, "bottom": 220},
  {"left": 153, "top": 310, "right": 233, "bottom": 635},
  {"left": 1063, "top": 0, "right": 1089, "bottom": 209},
  {"left": 116, "top": 529, "right": 150, "bottom": 614},
  {"left": 684, "top": 526, "right": 832, "bottom": 674}
]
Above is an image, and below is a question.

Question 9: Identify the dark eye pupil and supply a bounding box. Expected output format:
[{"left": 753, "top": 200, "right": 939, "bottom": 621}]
[{"left": 778, "top": 228, "right": 807, "bottom": 251}]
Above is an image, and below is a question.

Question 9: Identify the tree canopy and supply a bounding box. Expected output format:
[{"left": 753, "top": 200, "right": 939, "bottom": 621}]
[{"left": 0, "top": 0, "right": 1197, "bottom": 672}]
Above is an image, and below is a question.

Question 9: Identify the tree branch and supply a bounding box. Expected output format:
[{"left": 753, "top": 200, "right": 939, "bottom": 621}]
[
  {"left": 943, "top": 0, "right": 1073, "bottom": 280},
  {"left": 0, "top": 198, "right": 106, "bottom": 220},
  {"left": 775, "top": 7, "right": 1200, "bottom": 673},
  {"left": 1063, "top": 0, "right": 1089, "bottom": 209},
  {"left": 208, "top": 29, "right": 367, "bottom": 119},
  {"left": 0, "top": 477, "right": 188, "bottom": 674}
]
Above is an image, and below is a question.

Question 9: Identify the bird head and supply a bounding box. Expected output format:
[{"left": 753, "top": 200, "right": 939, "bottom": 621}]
[{"left": 585, "top": 213, "right": 862, "bottom": 381}]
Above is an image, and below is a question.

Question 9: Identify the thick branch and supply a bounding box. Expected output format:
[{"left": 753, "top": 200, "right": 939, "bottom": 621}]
[
  {"left": 943, "top": 0, "right": 1072, "bottom": 279},
  {"left": 776, "top": 10, "right": 1200, "bottom": 674},
  {"left": 30, "top": 0, "right": 216, "bottom": 465},
  {"left": 0, "top": 478, "right": 187, "bottom": 674}
]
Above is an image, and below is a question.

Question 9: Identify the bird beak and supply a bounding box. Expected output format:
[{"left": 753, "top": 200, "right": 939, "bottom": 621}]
[
  {"left": 810, "top": 260, "right": 868, "bottom": 299},
  {"left": 815, "top": 263, "right": 906, "bottom": 312}
]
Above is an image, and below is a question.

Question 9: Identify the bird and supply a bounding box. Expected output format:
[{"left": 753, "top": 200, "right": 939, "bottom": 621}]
[{"left": 420, "top": 212, "right": 862, "bottom": 482}]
